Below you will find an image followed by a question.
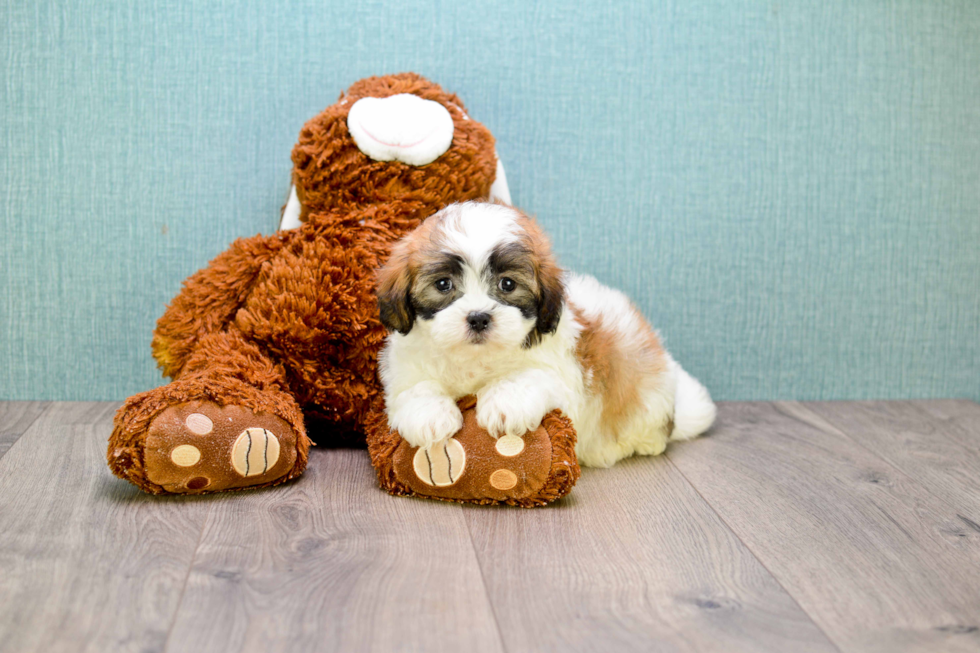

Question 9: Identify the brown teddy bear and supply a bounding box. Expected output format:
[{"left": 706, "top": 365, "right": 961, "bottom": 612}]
[{"left": 107, "top": 73, "right": 579, "bottom": 505}]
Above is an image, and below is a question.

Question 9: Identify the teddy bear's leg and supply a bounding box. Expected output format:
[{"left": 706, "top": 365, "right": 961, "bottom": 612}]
[
  {"left": 109, "top": 330, "right": 311, "bottom": 495},
  {"left": 152, "top": 233, "right": 287, "bottom": 380}
]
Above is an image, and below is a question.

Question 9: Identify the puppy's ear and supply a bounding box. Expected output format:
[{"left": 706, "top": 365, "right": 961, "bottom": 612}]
[
  {"left": 534, "top": 261, "right": 565, "bottom": 337},
  {"left": 522, "top": 218, "right": 565, "bottom": 347},
  {"left": 377, "top": 245, "right": 415, "bottom": 335}
]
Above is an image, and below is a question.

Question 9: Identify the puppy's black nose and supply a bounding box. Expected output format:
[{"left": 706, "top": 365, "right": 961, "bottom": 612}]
[{"left": 466, "top": 311, "right": 492, "bottom": 332}]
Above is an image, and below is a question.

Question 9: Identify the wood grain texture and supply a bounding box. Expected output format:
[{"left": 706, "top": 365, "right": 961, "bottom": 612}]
[
  {"left": 0, "top": 402, "right": 211, "bottom": 653},
  {"left": 667, "top": 402, "right": 980, "bottom": 653},
  {"left": 3, "top": 400, "right": 979, "bottom": 653},
  {"left": 0, "top": 401, "right": 48, "bottom": 459},
  {"left": 796, "top": 400, "right": 980, "bottom": 516},
  {"left": 465, "top": 455, "right": 838, "bottom": 653},
  {"left": 164, "top": 449, "right": 505, "bottom": 653}
]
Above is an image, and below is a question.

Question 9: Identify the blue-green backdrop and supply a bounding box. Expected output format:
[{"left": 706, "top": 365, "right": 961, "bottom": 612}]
[{"left": 2, "top": 1, "right": 978, "bottom": 401}]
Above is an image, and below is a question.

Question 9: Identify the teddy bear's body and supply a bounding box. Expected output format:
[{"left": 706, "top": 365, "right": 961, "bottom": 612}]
[{"left": 109, "top": 74, "right": 497, "bottom": 493}]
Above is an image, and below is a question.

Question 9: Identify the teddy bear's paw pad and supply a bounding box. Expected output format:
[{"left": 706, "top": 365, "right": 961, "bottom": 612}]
[
  {"left": 488, "top": 469, "right": 518, "bottom": 490},
  {"left": 392, "top": 408, "right": 555, "bottom": 504},
  {"left": 413, "top": 438, "right": 466, "bottom": 487},
  {"left": 231, "top": 428, "right": 281, "bottom": 477},
  {"left": 143, "top": 402, "right": 297, "bottom": 494},
  {"left": 494, "top": 435, "right": 525, "bottom": 457}
]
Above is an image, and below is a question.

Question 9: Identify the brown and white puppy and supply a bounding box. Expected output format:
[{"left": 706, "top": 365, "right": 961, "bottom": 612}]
[{"left": 377, "top": 202, "right": 715, "bottom": 467}]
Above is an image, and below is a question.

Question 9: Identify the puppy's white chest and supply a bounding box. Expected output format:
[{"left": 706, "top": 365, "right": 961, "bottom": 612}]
[{"left": 440, "top": 359, "right": 499, "bottom": 396}]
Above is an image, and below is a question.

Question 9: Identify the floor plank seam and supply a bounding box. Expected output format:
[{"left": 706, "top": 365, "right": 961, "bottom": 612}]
[
  {"left": 781, "top": 401, "right": 980, "bottom": 521},
  {"left": 160, "top": 504, "right": 210, "bottom": 653},
  {"left": 0, "top": 402, "right": 52, "bottom": 463},
  {"left": 663, "top": 444, "right": 845, "bottom": 653},
  {"left": 463, "top": 510, "right": 509, "bottom": 653}
]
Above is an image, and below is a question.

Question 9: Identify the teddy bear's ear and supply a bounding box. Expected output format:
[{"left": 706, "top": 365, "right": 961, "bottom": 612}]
[
  {"left": 377, "top": 246, "right": 415, "bottom": 335},
  {"left": 279, "top": 185, "right": 303, "bottom": 231},
  {"left": 488, "top": 153, "right": 512, "bottom": 205}
]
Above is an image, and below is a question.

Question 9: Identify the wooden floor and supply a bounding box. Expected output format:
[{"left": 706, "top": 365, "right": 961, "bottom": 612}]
[{"left": 0, "top": 400, "right": 978, "bottom": 653}]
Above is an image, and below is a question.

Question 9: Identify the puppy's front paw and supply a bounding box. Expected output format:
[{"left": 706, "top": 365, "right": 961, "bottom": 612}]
[
  {"left": 390, "top": 396, "right": 464, "bottom": 449},
  {"left": 476, "top": 382, "right": 549, "bottom": 438}
]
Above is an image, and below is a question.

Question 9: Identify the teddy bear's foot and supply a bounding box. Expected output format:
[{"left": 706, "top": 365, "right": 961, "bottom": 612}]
[
  {"left": 141, "top": 401, "right": 300, "bottom": 494},
  {"left": 369, "top": 396, "right": 581, "bottom": 507}
]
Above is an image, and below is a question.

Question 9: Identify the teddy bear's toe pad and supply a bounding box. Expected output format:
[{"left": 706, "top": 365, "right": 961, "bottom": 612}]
[{"left": 144, "top": 402, "right": 297, "bottom": 494}]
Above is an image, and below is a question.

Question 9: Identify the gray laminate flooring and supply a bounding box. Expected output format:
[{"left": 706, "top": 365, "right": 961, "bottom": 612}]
[{"left": 0, "top": 400, "right": 978, "bottom": 653}]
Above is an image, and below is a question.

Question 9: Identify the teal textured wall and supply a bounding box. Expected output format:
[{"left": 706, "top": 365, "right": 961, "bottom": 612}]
[{"left": 2, "top": 1, "right": 978, "bottom": 401}]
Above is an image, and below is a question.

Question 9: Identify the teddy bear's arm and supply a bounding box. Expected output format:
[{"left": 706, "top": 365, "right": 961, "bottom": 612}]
[{"left": 151, "top": 233, "right": 286, "bottom": 379}]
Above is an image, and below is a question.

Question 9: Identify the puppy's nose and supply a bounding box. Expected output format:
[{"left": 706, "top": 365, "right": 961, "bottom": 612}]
[{"left": 466, "top": 311, "right": 492, "bottom": 333}]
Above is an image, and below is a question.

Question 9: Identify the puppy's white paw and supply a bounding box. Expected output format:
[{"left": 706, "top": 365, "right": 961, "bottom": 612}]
[
  {"left": 476, "top": 381, "right": 549, "bottom": 438},
  {"left": 390, "top": 395, "right": 463, "bottom": 449}
]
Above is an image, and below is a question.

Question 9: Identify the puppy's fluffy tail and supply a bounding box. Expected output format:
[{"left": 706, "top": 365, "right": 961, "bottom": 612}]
[{"left": 669, "top": 359, "right": 716, "bottom": 441}]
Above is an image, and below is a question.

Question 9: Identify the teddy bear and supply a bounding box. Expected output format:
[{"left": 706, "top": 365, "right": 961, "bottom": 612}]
[{"left": 107, "top": 73, "right": 579, "bottom": 505}]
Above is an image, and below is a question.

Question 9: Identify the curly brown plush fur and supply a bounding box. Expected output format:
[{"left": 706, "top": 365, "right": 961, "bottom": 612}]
[{"left": 109, "top": 74, "right": 497, "bottom": 494}]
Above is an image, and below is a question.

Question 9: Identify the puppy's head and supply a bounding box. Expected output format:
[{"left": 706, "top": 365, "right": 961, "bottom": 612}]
[{"left": 377, "top": 202, "right": 564, "bottom": 349}]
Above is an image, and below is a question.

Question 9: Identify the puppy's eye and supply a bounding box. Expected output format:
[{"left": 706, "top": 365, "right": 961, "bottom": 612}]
[
  {"left": 498, "top": 277, "right": 517, "bottom": 293},
  {"left": 434, "top": 278, "right": 453, "bottom": 293}
]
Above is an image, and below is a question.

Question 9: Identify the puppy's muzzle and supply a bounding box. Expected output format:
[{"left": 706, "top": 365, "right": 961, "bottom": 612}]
[{"left": 466, "top": 311, "right": 492, "bottom": 333}]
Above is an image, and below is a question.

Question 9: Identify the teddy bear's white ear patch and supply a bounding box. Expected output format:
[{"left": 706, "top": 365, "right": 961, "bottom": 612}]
[
  {"left": 347, "top": 94, "right": 454, "bottom": 166},
  {"left": 279, "top": 184, "right": 302, "bottom": 231},
  {"left": 489, "top": 154, "right": 512, "bottom": 205}
]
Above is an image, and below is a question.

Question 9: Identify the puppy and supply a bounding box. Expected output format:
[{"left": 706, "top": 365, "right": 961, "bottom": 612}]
[{"left": 376, "top": 202, "right": 716, "bottom": 467}]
